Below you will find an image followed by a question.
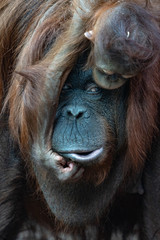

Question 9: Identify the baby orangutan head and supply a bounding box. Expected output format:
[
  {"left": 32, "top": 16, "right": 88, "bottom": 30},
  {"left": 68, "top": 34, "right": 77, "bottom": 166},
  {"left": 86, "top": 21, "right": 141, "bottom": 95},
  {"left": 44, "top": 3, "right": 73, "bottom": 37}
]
[{"left": 85, "top": 2, "right": 160, "bottom": 89}]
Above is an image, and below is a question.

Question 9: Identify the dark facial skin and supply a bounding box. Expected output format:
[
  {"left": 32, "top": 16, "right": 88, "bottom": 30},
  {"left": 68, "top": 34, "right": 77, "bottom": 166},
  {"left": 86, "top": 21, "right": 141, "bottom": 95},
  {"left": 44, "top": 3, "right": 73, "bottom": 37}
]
[
  {"left": 53, "top": 68, "right": 114, "bottom": 163},
  {"left": 93, "top": 56, "right": 133, "bottom": 90},
  {"left": 92, "top": 6, "right": 139, "bottom": 90},
  {"left": 31, "top": 59, "right": 128, "bottom": 226},
  {"left": 85, "top": 2, "right": 158, "bottom": 90}
]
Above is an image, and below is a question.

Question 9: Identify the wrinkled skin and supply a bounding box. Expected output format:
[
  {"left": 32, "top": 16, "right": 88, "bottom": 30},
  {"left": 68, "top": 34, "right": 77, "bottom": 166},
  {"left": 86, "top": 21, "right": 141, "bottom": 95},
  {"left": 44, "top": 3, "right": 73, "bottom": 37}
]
[
  {"left": 0, "top": 1, "right": 160, "bottom": 239},
  {"left": 31, "top": 58, "right": 140, "bottom": 231},
  {"left": 0, "top": 59, "right": 142, "bottom": 240}
]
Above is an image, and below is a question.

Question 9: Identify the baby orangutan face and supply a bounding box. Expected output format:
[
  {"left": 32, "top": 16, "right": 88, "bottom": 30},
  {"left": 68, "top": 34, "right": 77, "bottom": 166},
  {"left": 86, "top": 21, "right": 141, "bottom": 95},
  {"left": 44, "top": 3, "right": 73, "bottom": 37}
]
[
  {"left": 92, "top": 49, "right": 135, "bottom": 89},
  {"left": 84, "top": 2, "right": 156, "bottom": 89}
]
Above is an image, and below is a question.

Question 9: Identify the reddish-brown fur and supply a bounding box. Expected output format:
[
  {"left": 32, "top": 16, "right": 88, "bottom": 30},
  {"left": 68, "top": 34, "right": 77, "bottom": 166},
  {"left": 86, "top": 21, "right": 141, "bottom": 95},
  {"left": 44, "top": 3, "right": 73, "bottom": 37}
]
[
  {"left": 0, "top": 0, "right": 160, "bottom": 238},
  {"left": 85, "top": 1, "right": 160, "bottom": 171},
  {"left": 0, "top": 0, "right": 159, "bottom": 173}
]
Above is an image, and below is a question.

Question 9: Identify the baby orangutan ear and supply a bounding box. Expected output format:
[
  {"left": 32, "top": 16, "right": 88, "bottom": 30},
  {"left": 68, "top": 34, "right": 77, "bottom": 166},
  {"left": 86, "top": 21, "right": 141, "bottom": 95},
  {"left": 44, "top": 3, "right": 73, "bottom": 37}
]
[{"left": 84, "top": 30, "right": 95, "bottom": 42}]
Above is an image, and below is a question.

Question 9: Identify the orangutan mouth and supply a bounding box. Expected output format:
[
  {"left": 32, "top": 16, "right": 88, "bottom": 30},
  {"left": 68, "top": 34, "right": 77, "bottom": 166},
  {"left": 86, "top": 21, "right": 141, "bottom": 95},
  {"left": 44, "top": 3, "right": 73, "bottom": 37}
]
[{"left": 60, "top": 147, "right": 104, "bottom": 165}]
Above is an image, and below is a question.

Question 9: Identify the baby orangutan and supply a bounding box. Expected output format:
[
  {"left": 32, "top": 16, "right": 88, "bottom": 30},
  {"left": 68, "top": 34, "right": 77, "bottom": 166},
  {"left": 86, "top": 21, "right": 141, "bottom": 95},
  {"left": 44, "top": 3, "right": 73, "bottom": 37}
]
[{"left": 84, "top": 2, "right": 160, "bottom": 89}]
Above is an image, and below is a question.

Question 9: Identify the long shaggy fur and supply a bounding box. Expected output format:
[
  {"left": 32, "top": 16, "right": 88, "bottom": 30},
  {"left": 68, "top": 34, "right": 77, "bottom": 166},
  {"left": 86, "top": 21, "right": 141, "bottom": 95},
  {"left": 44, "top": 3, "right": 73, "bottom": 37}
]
[
  {"left": 0, "top": 0, "right": 160, "bottom": 239},
  {"left": 0, "top": 0, "right": 160, "bottom": 169}
]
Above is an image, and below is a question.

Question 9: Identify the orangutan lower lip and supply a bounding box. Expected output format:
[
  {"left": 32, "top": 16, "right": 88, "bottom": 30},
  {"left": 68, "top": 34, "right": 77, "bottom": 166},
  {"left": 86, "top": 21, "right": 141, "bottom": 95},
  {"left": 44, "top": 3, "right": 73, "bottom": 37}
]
[{"left": 60, "top": 147, "right": 103, "bottom": 164}]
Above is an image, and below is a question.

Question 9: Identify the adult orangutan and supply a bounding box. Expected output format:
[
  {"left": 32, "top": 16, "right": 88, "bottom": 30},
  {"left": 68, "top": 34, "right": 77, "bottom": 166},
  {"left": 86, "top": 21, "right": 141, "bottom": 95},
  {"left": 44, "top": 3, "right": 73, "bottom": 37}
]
[{"left": 0, "top": 0, "right": 160, "bottom": 240}]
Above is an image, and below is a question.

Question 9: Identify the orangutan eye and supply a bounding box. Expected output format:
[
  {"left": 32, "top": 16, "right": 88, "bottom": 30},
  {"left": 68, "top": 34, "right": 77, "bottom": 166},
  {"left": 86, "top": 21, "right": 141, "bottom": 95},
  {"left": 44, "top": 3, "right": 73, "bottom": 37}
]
[
  {"left": 95, "top": 67, "right": 114, "bottom": 76},
  {"left": 96, "top": 67, "right": 135, "bottom": 81},
  {"left": 102, "top": 69, "right": 114, "bottom": 75},
  {"left": 122, "top": 74, "right": 136, "bottom": 79},
  {"left": 62, "top": 83, "right": 72, "bottom": 91},
  {"left": 96, "top": 68, "right": 107, "bottom": 76},
  {"left": 86, "top": 84, "right": 101, "bottom": 94}
]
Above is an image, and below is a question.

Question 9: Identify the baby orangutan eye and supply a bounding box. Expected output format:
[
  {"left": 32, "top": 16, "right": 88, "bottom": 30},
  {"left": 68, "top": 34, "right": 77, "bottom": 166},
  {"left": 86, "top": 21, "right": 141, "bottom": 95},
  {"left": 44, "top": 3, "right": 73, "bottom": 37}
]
[
  {"left": 102, "top": 69, "right": 114, "bottom": 75},
  {"left": 96, "top": 68, "right": 134, "bottom": 80},
  {"left": 93, "top": 67, "right": 129, "bottom": 90},
  {"left": 122, "top": 74, "right": 136, "bottom": 79}
]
